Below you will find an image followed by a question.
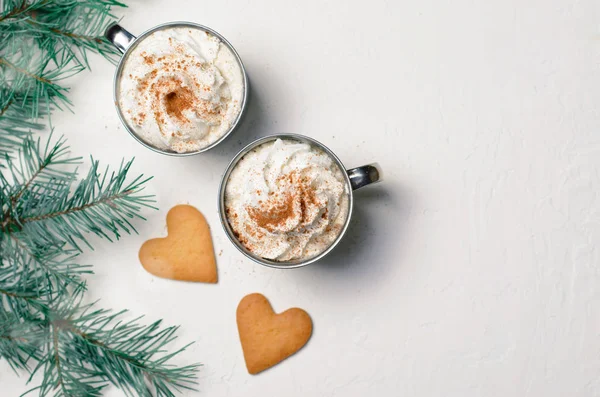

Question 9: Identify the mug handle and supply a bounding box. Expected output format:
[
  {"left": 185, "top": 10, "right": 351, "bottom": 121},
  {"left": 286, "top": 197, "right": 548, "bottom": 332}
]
[
  {"left": 347, "top": 163, "right": 382, "bottom": 190},
  {"left": 105, "top": 23, "right": 137, "bottom": 54}
]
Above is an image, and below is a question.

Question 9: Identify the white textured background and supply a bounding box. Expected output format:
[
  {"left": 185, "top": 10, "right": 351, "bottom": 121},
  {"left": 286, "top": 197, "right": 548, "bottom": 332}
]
[{"left": 2, "top": 0, "right": 600, "bottom": 396}]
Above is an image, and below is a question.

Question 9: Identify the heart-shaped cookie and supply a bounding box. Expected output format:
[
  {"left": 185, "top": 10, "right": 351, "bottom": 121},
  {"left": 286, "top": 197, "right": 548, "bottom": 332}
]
[
  {"left": 139, "top": 204, "right": 217, "bottom": 283},
  {"left": 236, "top": 293, "right": 312, "bottom": 374}
]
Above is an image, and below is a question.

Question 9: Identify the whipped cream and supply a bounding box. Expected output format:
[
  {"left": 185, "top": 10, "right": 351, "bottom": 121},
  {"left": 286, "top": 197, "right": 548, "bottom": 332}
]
[
  {"left": 225, "top": 139, "right": 350, "bottom": 261},
  {"left": 117, "top": 26, "right": 244, "bottom": 153}
]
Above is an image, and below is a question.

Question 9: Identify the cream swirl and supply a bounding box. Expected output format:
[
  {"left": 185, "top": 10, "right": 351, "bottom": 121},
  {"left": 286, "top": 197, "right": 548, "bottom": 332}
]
[
  {"left": 117, "top": 27, "right": 244, "bottom": 153},
  {"left": 225, "top": 139, "right": 350, "bottom": 261}
]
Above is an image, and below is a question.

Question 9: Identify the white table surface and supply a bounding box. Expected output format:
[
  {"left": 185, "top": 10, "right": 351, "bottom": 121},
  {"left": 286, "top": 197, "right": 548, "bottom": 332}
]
[{"left": 3, "top": 0, "right": 600, "bottom": 396}]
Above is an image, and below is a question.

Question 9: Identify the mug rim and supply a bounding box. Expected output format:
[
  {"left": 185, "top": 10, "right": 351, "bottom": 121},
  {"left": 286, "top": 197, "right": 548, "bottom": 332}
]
[
  {"left": 217, "top": 133, "right": 355, "bottom": 269},
  {"left": 112, "top": 21, "right": 249, "bottom": 156}
]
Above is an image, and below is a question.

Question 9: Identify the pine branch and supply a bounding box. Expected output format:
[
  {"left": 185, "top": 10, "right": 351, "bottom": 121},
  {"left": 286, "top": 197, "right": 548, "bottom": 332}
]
[
  {"left": 21, "top": 292, "right": 199, "bottom": 397},
  {"left": 0, "top": 4, "right": 200, "bottom": 396},
  {"left": 2, "top": 135, "right": 155, "bottom": 251},
  {"left": 0, "top": 132, "right": 199, "bottom": 396},
  {"left": 24, "top": 1, "right": 126, "bottom": 66},
  {"left": 0, "top": 91, "right": 49, "bottom": 158},
  {"left": 0, "top": 0, "right": 126, "bottom": 73},
  {"left": 0, "top": 57, "right": 54, "bottom": 85},
  {"left": 4, "top": 133, "right": 78, "bottom": 200},
  {"left": 18, "top": 157, "right": 155, "bottom": 251},
  {"left": 66, "top": 310, "right": 200, "bottom": 397},
  {"left": 2, "top": 133, "right": 79, "bottom": 229},
  {"left": 0, "top": 0, "right": 43, "bottom": 23},
  {"left": 0, "top": 0, "right": 127, "bottom": 158},
  {"left": 0, "top": 41, "right": 83, "bottom": 112},
  {"left": 2, "top": 239, "right": 200, "bottom": 397},
  {"left": 0, "top": 257, "right": 52, "bottom": 311},
  {"left": 3, "top": 233, "right": 90, "bottom": 291},
  {"left": 0, "top": 311, "right": 45, "bottom": 373}
]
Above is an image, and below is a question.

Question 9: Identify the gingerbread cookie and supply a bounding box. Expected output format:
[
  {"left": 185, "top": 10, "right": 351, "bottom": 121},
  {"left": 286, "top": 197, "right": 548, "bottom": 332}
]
[
  {"left": 139, "top": 204, "right": 217, "bottom": 283},
  {"left": 236, "top": 293, "right": 312, "bottom": 374}
]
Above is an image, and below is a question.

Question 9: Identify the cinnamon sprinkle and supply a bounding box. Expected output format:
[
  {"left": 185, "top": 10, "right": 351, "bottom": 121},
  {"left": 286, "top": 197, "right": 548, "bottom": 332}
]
[
  {"left": 247, "top": 193, "right": 296, "bottom": 232},
  {"left": 123, "top": 36, "right": 237, "bottom": 151},
  {"left": 142, "top": 53, "right": 155, "bottom": 65},
  {"left": 164, "top": 86, "right": 195, "bottom": 121},
  {"left": 245, "top": 172, "right": 321, "bottom": 233}
]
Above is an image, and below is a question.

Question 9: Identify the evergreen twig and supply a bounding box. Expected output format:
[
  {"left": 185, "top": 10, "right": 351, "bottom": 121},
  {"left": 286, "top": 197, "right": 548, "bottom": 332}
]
[
  {"left": 0, "top": 0, "right": 125, "bottom": 155},
  {"left": 0, "top": 3, "right": 201, "bottom": 395},
  {"left": 1, "top": 135, "right": 199, "bottom": 396}
]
